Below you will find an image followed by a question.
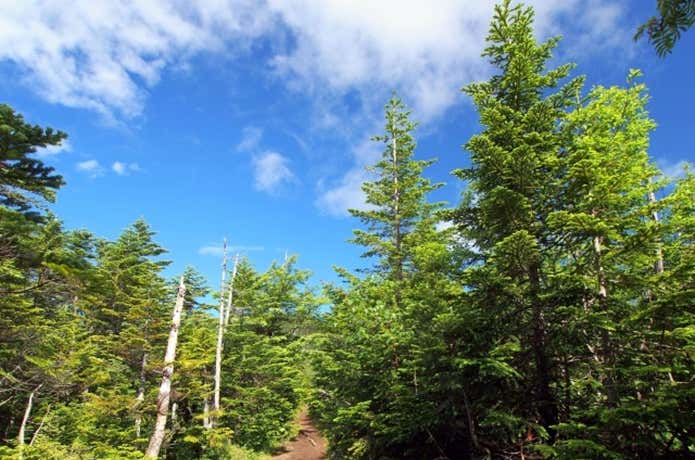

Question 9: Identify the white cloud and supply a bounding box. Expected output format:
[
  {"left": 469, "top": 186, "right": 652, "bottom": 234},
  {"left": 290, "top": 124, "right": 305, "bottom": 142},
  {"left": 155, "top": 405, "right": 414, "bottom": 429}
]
[
  {"left": 229, "top": 245, "right": 264, "bottom": 253},
  {"left": 268, "top": 0, "right": 629, "bottom": 122},
  {"left": 36, "top": 139, "right": 72, "bottom": 157},
  {"left": 275, "top": 0, "right": 630, "bottom": 217},
  {"left": 198, "top": 244, "right": 264, "bottom": 256},
  {"left": 198, "top": 245, "right": 224, "bottom": 257},
  {"left": 314, "top": 135, "right": 380, "bottom": 216},
  {"left": 657, "top": 158, "right": 690, "bottom": 179},
  {"left": 0, "top": 1, "right": 630, "bottom": 123},
  {"left": 435, "top": 220, "right": 454, "bottom": 232},
  {"left": 236, "top": 126, "right": 263, "bottom": 152},
  {"left": 315, "top": 168, "right": 370, "bottom": 217},
  {"left": 252, "top": 151, "right": 296, "bottom": 193},
  {"left": 75, "top": 159, "right": 104, "bottom": 177},
  {"left": 112, "top": 161, "right": 141, "bottom": 175},
  {"left": 1, "top": 0, "right": 632, "bottom": 213},
  {"left": 0, "top": 0, "right": 275, "bottom": 120},
  {"left": 112, "top": 161, "right": 126, "bottom": 175},
  {"left": 238, "top": 129, "right": 295, "bottom": 193}
]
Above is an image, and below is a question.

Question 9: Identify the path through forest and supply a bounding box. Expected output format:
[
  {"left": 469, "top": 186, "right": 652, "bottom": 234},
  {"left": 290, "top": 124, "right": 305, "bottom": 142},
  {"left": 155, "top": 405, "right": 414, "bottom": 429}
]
[{"left": 271, "top": 410, "right": 326, "bottom": 460}]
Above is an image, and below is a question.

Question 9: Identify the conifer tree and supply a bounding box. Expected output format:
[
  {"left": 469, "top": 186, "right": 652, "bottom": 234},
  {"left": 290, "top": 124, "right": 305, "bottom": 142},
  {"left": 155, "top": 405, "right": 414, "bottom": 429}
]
[
  {"left": 0, "top": 104, "right": 66, "bottom": 220},
  {"left": 454, "top": 0, "right": 583, "bottom": 437},
  {"left": 350, "top": 96, "right": 443, "bottom": 300}
]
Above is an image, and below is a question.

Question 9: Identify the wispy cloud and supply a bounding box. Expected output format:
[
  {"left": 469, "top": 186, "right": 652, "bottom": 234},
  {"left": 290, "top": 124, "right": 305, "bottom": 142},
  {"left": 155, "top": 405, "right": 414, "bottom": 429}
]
[
  {"left": 435, "top": 220, "right": 454, "bottom": 232},
  {"left": 0, "top": 1, "right": 275, "bottom": 120},
  {"left": 36, "top": 139, "right": 72, "bottom": 157},
  {"left": 236, "top": 126, "right": 263, "bottom": 152},
  {"left": 252, "top": 151, "right": 296, "bottom": 193},
  {"left": 314, "top": 136, "right": 380, "bottom": 216},
  {"left": 1, "top": 0, "right": 633, "bottom": 213},
  {"left": 315, "top": 168, "right": 370, "bottom": 217},
  {"left": 112, "top": 161, "right": 141, "bottom": 175},
  {"left": 655, "top": 157, "right": 690, "bottom": 179},
  {"left": 75, "top": 159, "right": 104, "bottom": 177},
  {"left": 198, "top": 244, "right": 264, "bottom": 256},
  {"left": 0, "top": 1, "right": 630, "bottom": 124}
]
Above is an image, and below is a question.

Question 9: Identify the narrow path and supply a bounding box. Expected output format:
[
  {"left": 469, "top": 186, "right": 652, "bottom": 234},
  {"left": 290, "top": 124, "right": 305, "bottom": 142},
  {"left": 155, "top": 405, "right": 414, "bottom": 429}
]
[{"left": 271, "top": 410, "right": 326, "bottom": 460}]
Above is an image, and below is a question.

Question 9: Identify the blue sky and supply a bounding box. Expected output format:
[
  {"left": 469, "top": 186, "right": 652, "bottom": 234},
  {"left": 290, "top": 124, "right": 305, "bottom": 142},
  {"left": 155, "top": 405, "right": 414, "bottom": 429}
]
[{"left": 1, "top": 1, "right": 693, "bottom": 290}]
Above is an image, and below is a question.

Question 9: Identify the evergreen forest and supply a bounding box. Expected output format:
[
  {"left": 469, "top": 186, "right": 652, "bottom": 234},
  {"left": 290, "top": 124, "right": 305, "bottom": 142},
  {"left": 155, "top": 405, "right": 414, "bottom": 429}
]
[{"left": 0, "top": 1, "right": 693, "bottom": 459}]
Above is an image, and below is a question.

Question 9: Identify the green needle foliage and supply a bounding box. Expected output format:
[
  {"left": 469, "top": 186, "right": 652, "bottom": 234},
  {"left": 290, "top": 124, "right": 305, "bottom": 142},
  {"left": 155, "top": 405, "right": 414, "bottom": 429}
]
[
  {"left": 0, "top": 2, "right": 693, "bottom": 459},
  {"left": 0, "top": 104, "right": 65, "bottom": 220}
]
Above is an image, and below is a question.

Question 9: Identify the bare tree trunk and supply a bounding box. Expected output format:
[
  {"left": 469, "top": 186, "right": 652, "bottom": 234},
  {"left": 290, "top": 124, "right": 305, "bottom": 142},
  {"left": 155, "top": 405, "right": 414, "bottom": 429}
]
[
  {"left": 145, "top": 277, "right": 186, "bottom": 459},
  {"left": 18, "top": 384, "right": 41, "bottom": 459},
  {"left": 224, "top": 253, "right": 240, "bottom": 327},
  {"left": 135, "top": 352, "right": 148, "bottom": 438},
  {"left": 593, "top": 235, "right": 608, "bottom": 300},
  {"left": 29, "top": 404, "right": 51, "bottom": 446},
  {"left": 171, "top": 402, "right": 177, "bottom": 426},
  {"left": 648, "top": 189, "right": 664, "bottom": 274},
  {"left": 593, "top": 234, "right": 617, "bottom": 405},
  {"left": 203, "top": 397, "right": 211, "bottom": 429},
  {"left": 212, "top": 239, "right": 228, "bottom": 428},
  {"left": 391, "top": 119, "right": 403, "bottom": 307}
]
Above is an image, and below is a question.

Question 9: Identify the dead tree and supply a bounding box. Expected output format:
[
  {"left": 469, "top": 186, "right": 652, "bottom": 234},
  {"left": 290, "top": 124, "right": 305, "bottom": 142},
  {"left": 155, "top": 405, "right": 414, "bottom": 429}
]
[
  {"left": 211, "top": 239, "right": 227, "bottom": 427},
  {"left": 145, "top": 277, "right": 186, "bottom": 458}
]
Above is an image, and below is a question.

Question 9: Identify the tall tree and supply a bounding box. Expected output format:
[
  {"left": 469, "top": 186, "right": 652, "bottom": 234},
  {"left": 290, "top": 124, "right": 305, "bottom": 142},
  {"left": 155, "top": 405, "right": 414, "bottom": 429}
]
[
  {"left": 454, "top": 0, "right": 583, "bottom": 437},
  {"left": 311, "top": 96, "right": 465, "bottom": 459},
  {"left": 350, "top": 95, "right": 443, "bottom": 303},
  {"left": 550, "top": 71, "right": 658, "bottom": 404}
]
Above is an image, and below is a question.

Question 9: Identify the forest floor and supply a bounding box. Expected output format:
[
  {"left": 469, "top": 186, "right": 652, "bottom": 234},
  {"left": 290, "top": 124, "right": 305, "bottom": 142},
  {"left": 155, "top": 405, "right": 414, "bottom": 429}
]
[{"left": 271, "top": 409, "right": 326, "bottom": 460}]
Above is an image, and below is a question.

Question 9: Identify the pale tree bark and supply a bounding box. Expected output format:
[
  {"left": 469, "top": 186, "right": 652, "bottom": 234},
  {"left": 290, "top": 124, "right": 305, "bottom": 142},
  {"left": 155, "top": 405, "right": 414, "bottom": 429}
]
[
  {"left": 202, "top": 397, "right": 211, "bottom": 429},
  {"left": 593, "top": 233, "right": 617, "bottom": 405},
  {"left": 135, "top": 352, "right": 148, "bottom": 438},
  {"left": 224, "top": 253, "right": 240, "bottom": 327},
  {"left": 17, "top": 384, "right": 41, "bottom": 453},
  {"left": 29, "top": 404, "right": 50, "bottom": 446},
  {"left": 212, "top": 239, "right": 228, "bottom": 427},
  {"left": 145, "top": 277, "right": 186, "bottom": 459},
  {"left": 593, "top": 235, "right": 609, "bottom": 300},
  {"left": 391, "top": 120, "right": 403, "bottom": 307},
  {"left": 648, "top": 188, "right": 665, "bottom": 274},
  {"left": 171, "top": 402, "right": 177, "bottom": 426},
  {"left": 647, "top": 183, "right": 673, "bottom": 383}
]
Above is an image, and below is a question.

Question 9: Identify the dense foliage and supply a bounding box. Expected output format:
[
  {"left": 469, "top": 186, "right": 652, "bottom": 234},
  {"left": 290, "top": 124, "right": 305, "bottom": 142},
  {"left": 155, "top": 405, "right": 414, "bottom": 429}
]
[
  {"left": 311, "top": 1, "right": 693, "bottom": 459},
  {"left": 0, "top": 2, "right": 693, "bottom": 459},
  {"left": 0, "top": 105, "right": 321, "bottom": 458}
]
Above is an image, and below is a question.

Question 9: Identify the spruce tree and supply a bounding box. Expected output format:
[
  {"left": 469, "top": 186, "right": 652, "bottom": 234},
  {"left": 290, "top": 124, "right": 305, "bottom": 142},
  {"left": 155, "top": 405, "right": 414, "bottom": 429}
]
[
  {"left": 455, "top": 0, "right": 583, "bottom": 437},
  {"left": 350, "top": 95, "right": 443, "bottom": 304}
]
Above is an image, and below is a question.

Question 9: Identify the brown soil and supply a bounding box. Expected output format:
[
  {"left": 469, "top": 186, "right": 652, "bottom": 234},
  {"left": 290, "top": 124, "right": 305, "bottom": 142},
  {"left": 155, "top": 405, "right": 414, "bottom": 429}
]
[{"left": 271, "top": 410, "right": 327, "bottom": 460}]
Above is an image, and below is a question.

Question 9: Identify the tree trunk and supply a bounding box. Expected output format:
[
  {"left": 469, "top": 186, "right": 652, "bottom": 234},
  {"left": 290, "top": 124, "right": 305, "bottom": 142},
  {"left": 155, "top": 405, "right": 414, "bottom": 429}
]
[
  {"left": 391, "top": 120, "right": 403, "bottom": 307},
  {"left": 203, "top": 397, "right": 211, "bottom": 429},
  {"left": 648, "top": 190, "right": 664, "bottom": 274},
  {"left": 224, "top": 253, "right": 239, "bottom": 327},
  {"left": 529, "top": 262, "right": 557, "bottom": 436},
  {"left": 135, "top": 352, "right": 148, "bottom": 438},
  {"left": 212, "top": 239, "right": 228, "bottom": 427},
  {"left": 145, "top": 277, "right": 186, "bottom": 459},
  {"left": 29, "top": 404, "right": 50, "bottom": 446},
  {"left": 593, "top": 234, "right": 617, "bottom": 405},
  {"left": 17, "top": 384, "right": 41, "bottom": 455}
]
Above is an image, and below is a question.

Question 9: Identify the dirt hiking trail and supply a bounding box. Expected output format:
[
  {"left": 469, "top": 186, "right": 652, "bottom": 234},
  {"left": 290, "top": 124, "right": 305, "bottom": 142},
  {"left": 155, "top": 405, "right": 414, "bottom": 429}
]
[{"left": 271, "top": 410, "right": 326, "bottom": 460}]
